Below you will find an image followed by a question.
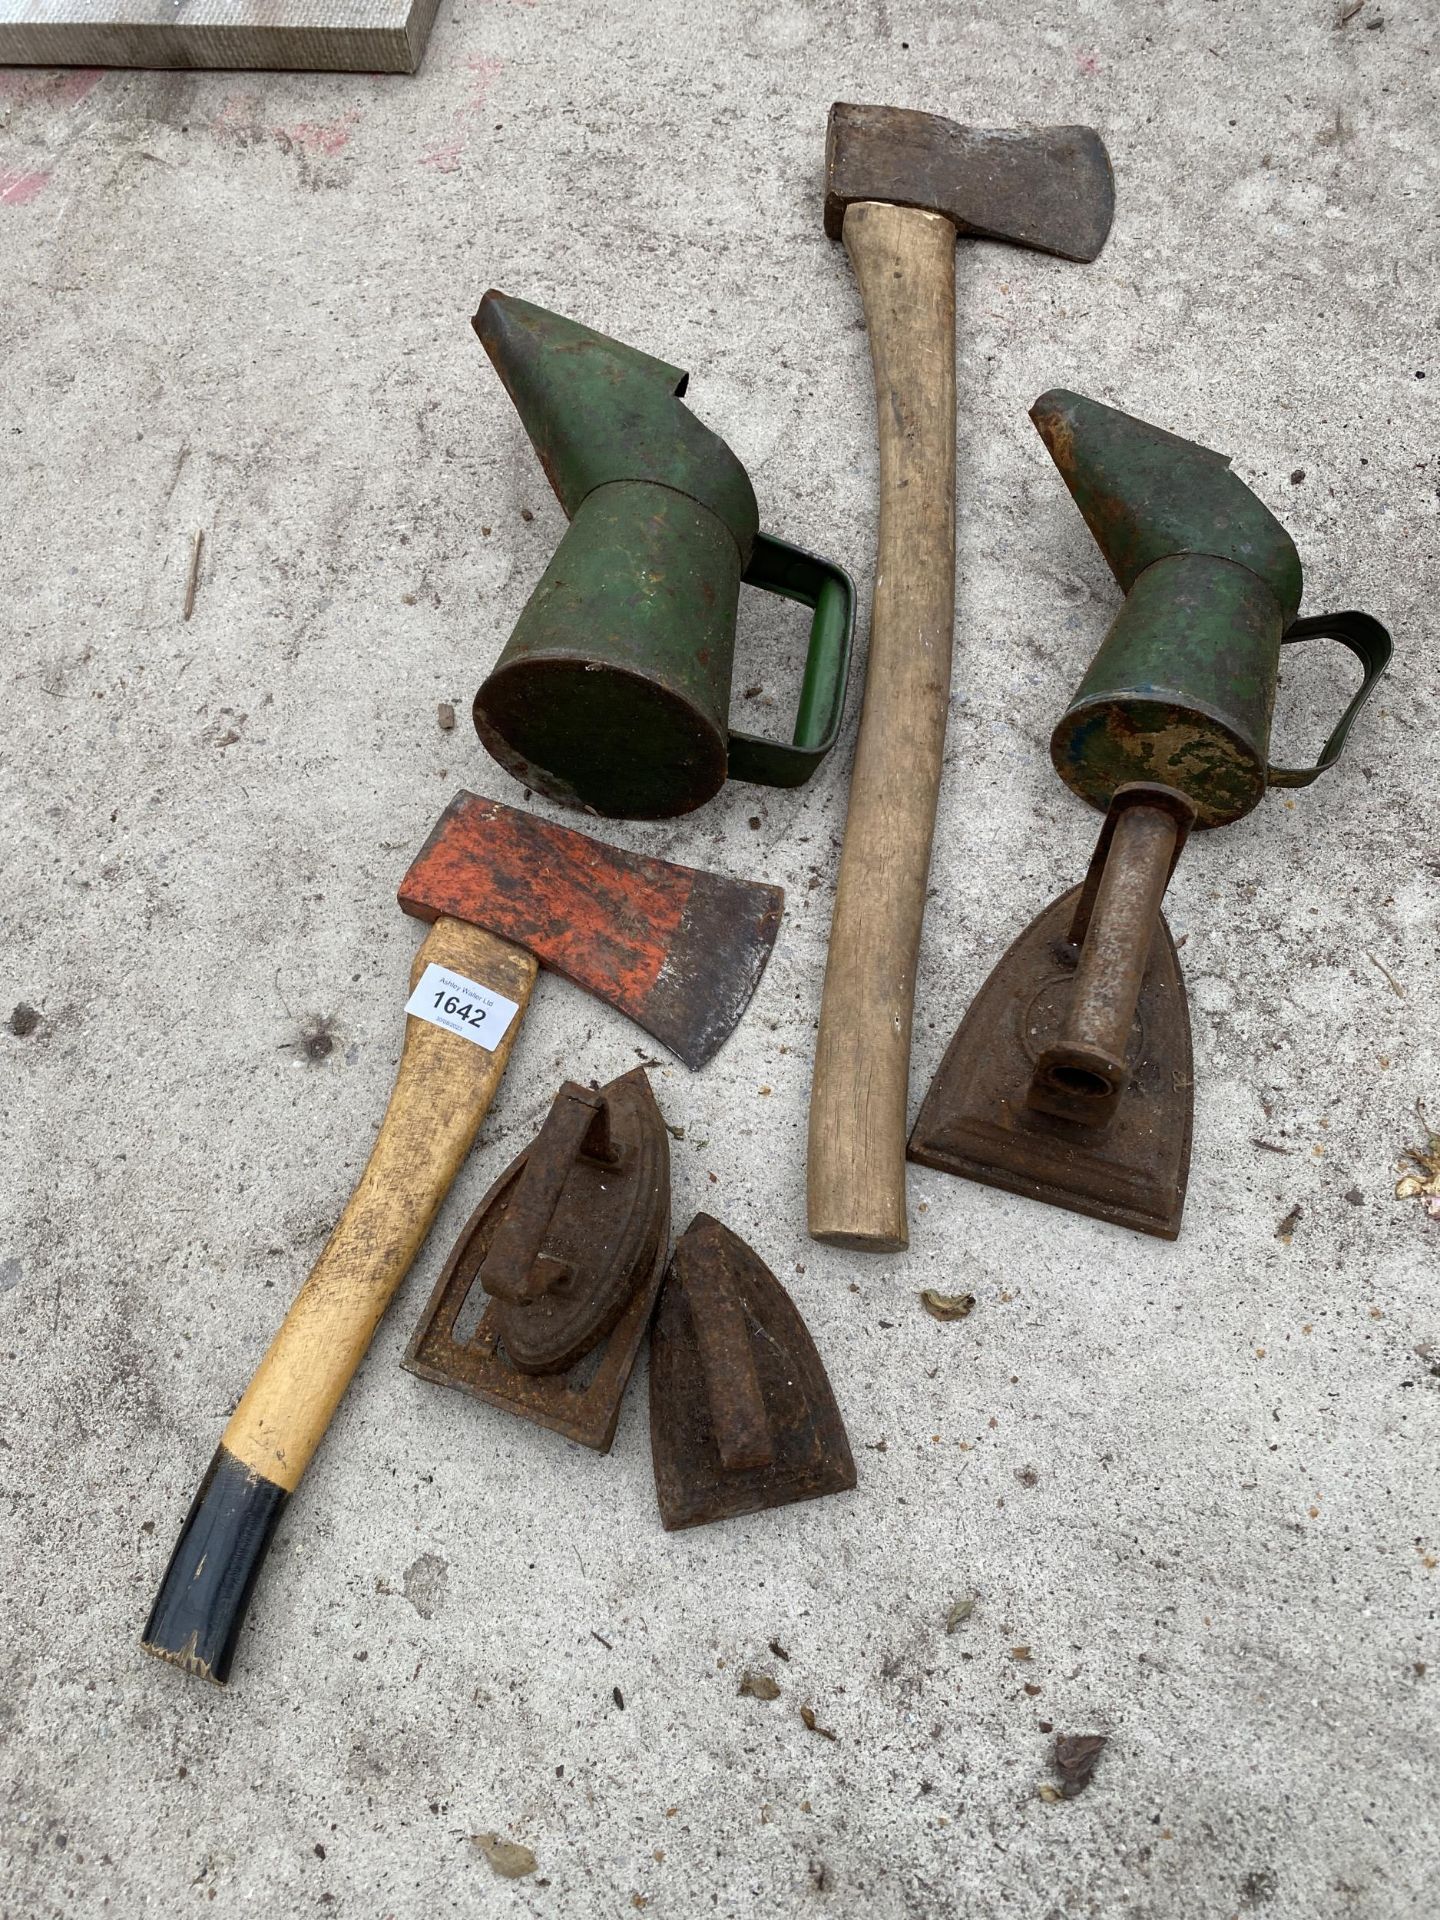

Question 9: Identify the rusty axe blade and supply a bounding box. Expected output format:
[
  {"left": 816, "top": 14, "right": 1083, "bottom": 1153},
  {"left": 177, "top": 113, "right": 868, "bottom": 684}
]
[
  {"left": 398, "top": 791, "right": 784, "bottom": 1070},
  {"left": 824, "top": 102, "right": 1115, "bottom": 262}
]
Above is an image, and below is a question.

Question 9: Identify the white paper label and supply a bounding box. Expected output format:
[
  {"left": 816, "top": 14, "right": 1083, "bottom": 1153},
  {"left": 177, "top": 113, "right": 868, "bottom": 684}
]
[{"left": 405, "top": 963, "right": 520, "bottom": 1051}]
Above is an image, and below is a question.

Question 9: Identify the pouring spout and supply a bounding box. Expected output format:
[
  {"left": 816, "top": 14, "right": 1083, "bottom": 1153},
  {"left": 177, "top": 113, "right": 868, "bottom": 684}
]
[
  {"left": 473, "top": 290, "right": 759, "bottom": 556},
  {"left": 1030, "top": 387, "right": 1303, "bottom": 624}
]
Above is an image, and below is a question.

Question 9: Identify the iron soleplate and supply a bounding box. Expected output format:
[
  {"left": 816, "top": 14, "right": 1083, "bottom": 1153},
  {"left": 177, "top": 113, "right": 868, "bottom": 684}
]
[
  {"left": 402, "top": 1069, "right": 669, "bottom": 1452},
  {"left": 649, "top": 1214, "right": 857, "bottom": 1531},
  {"left": 907, "top": 883, "right": 1193, "bottom": 1239}
]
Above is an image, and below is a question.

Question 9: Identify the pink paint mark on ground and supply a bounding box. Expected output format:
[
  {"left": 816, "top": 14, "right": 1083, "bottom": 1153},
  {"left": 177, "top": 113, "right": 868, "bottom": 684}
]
[
  {"left": 279, "top": 108, "right": 361, "bottom": 156},
  {"left": 461, "top": 55, "right": 504, "bottom": 114},
  {"left": 0, "top": 66, "right": 101, "bottom": 106},
  {"left": 211, "top": 91, "right": 362, "bottom": 164},
  {"left": 1076, "top": 49, "right": 1101, "bottom": 75},
  {"left": 55, "top": 68, "right": 103, "bottom": 107},
  {"left": 419, "top": 136, "right": 466, "bottom": 172},
  {"left": 213, "top": 91, "right": 261, "bottom": 133},
  {"left": 418, "top": 55, "right": 503, "bottom": 170},
  {"left": 0, "top": 167, "right": 52, "bottom": 207}
]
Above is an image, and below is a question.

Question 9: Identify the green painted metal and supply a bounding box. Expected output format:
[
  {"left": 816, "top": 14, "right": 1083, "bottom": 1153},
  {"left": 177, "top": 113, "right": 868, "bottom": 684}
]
[
  {"left": 728, "top": 534, "right": 854, "bottom": 790},
  {"left": 471, "top": 293, "right": 855, "bottom": 820},
  {"left": 475, "top": 292, "right": 759, "bottom": 549},
  {"left": 1034, "top": 389, "right": 1392, "bottom": 829},
  {"left": 1269, "top": 609, "right": 1394, "bottom": 787}
]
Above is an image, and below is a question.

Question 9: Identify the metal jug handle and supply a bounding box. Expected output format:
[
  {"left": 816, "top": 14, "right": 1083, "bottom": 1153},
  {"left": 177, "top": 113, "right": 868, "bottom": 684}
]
[
  {"left": 1268, "top": 609, "right": 1393, "bottom": 789},
  {"left": 725, "top": 533, "right": 856, "bottom": 789}
]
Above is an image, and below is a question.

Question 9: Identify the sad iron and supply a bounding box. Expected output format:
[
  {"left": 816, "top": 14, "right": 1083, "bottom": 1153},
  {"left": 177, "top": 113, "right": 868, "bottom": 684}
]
[
  {"left": 649, "top": 1214, "right": 856, "bottom": 1530},
  {"left": 402, "top": 1066, "right": 669, "bottom": 1450},
  {"left": 909, "top": 782, "right": 1196, "bottom": 1238}
]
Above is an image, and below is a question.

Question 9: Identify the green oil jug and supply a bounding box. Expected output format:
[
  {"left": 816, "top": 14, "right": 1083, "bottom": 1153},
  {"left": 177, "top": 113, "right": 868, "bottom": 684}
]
[
  {"left": 1033, "top": 389, "right": 1390, "bottom": 827},
  {"left": 471, "top": 293, "right": 855, "bottom": 821}
]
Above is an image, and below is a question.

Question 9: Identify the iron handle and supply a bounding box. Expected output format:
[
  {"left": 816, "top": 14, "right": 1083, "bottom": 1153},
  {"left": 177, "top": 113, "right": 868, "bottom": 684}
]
[
  {"left": 1268, "top": 609, "right": 1393, "bottom": 788},
  {"left": 1030, "top": 789, "right": 1193, "bottom": 1128},
  {"left": 681, "top": 1258, "right": 775, "bottom": 1474},
  {"left": 726, "top": 533, "right": 856, "bottom": 789},
  {"left": 479, "top": 1083, "right": 616, "bottom": 1303}
]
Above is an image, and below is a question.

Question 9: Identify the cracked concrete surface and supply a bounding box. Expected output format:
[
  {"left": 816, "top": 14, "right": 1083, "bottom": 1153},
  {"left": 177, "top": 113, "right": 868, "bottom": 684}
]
[{"left": 2, "top": 3, "right": 1437, "bottom": 1916}]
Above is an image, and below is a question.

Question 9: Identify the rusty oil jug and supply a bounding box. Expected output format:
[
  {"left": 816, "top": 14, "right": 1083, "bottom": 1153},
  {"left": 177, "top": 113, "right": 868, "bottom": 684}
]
[{"left": 1033, "top": 388, "right": 1391, "bottom": 827}]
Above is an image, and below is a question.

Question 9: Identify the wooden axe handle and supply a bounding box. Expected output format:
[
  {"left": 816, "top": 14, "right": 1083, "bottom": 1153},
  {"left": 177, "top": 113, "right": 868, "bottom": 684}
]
[
  {"left": 142, "top": 915, "right": 537, "bottom": 1683},
  {"left": 808, "top": 201, "right": 957, "bottom": 1252}
]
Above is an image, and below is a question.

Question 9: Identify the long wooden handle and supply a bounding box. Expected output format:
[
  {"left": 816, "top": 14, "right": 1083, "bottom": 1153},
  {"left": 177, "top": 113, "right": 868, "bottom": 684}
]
[
  {"left": 808, "top": 200, "right": 957, "bottom": 1252},
  {"left": 142, "top": 915, "right": 537, "bottom": 1682}
]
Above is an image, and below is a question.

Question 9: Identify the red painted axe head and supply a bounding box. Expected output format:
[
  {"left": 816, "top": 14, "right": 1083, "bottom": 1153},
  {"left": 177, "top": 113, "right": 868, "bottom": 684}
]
[
  {"left": 398, "top": 792, "right": 784, "bottom": 1070},
  {"left": 824, "top": 102, "right": 1116, "bottom": 262}
]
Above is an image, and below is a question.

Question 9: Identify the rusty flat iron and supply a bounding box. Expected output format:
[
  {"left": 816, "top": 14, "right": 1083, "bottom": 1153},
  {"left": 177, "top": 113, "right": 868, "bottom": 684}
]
[
  {"left": 402, "top": 1066, "right": 668, "bottom": 1450},
  {"left": 649, "top": 1214, "right": 856, "bottom": 1530},
  {"left": 909, "top": 785, "right": 1195, "bottom": 1239}
]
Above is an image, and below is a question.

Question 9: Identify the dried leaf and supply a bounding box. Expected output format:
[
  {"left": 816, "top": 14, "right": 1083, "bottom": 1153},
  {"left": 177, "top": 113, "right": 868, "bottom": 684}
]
[
  {"left": 944, "top": 1595, "right": 975, "bottom": 1633},
  {"left": 436, "top": 701, "right": 456, "bottom": 732},
  {"left": 1275, "top": 1204, "right": 1302, "bottom": 1244},
  {"left": 799, "top": 1705, "right": 838, "bottom": 1741},
  {"left": 920, "top": 1289, "right": 975, "bottom": 1322},
  {"left": 472, "top": 1833, "right": 537, "bottom": 1879},
  {"left": 1396, "top": 1107, "right": 1440, "bottom": 1211},
  {"left": 738, "top": 1670, "right": 781, "bottom": 1701},
  {"left": 1054, "top": 1732, "right": 1107, "bottom": 1798},
  {"left": 1037, "top": 1783, "right": 1063, "bottom": 1803},
  {"left": 768, "top": 1639, "right": 790, "bottom": 1662}
]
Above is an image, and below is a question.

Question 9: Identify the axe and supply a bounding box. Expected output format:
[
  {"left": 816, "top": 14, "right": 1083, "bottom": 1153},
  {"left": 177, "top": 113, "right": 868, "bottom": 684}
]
[
  {"left": 143, "top": 792, "right": 782, "bottom": 1685},
  {"left": 807, "top": 103, "right": 1116, "bottom": 1251}
]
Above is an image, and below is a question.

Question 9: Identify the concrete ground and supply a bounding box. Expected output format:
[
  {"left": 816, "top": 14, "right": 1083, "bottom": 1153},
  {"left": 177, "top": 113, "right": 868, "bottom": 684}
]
[{"left": 2, "top": 3, "right": 1436, "bottom": 1915}]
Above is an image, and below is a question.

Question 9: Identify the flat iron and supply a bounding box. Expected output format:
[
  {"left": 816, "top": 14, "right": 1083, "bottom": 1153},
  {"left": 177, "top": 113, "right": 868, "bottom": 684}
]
[
  {"left": 403, "top": 1066, "right": 668, "bottom": 1450},
  {"left": 649, "top": 1214, "right": 856, "bottom": 1529}
]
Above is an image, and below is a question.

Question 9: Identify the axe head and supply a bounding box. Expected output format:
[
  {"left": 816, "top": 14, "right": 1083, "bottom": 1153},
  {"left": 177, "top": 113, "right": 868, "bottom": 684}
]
[
  {"left": 824, "top": 102, "right": 1115, "bottom": 262},
  {"left": 399, "top": 793, "right": 783, "bottom": 1070}
]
